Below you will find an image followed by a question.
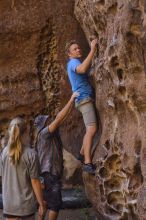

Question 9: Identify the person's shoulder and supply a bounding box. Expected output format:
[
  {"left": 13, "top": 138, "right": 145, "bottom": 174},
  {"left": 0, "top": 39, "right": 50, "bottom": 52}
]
[
  {"left": 1, "top": 146, "right": 7, "bottom": 153},
  {"left": 0, "top": 146, "right": 8, "bottom": 158},
  {"left": 39, "top": 126, "right": 50, "bottom": 136},
  {"left": 23, "top": 146, "right": 37, "bottom": 158},
  {"left": 68, "top": 58, "right": 81, "bottom": 64},
  {"left": 22, "top": 147, "right": 39, "bottom": 165},
  {"left": 67, "top": 58, "right": 81, "bottom": 70},
  {"left": 38, "top": 126, "right": 54, "bottom": 140}
]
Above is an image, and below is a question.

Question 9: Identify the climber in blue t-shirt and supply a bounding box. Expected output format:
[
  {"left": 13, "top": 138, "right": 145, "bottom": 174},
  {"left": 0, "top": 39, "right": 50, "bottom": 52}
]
[
  {"left": 66, "top": 39, "right": 98, "bottom": 175},
  {"left": 67, "top": 58, "right": 93, "bottom": 103}
]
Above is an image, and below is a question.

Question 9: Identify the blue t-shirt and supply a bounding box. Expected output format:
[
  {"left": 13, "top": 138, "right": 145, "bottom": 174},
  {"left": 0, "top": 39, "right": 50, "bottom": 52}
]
[{"left": 67, "top": 58, "right": 93, "bottom": 104}]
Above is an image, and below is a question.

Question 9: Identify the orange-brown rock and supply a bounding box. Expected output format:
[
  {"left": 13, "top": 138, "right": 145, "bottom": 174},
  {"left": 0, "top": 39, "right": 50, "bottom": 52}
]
[
  {"left": 75, "top": 0, "right": 146, "bottom": 219},
  {"left": 0, "top": 0, "right": 88, "bottom": 155},
  {"left": 0, "top": 0, "right": 146, "bottom": 219},
  {"left": 0, "top": 0, "right": 88, "bottom": 187}
]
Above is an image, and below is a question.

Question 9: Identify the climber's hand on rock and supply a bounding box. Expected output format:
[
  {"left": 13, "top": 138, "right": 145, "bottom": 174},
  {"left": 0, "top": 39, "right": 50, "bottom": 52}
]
[{"left": 91, "top": 39, "right": 98, "bottom": 52}]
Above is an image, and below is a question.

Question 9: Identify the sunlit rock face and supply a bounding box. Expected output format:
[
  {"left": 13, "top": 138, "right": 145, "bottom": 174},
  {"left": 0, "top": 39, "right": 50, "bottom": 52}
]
[{"left": 75, "top": 0, "right": 146, "bottom": 219}]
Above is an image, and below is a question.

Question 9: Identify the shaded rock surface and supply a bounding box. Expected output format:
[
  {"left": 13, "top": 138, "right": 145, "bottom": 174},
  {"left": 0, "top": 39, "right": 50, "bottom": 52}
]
[
  {"left": 0, "top": 0, "right": 87, "bottom": 165},
  {"left": 75, "top": 0, "right": 146, "bottom": 219}
]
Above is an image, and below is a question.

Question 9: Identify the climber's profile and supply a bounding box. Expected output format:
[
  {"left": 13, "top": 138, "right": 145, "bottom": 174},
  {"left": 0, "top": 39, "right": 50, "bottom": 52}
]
[{"left": 66, "top": 39, "right": 98, "bottom": 175}]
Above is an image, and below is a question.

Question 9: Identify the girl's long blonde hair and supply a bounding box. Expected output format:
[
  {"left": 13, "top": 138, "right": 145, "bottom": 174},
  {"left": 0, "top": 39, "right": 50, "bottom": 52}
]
[{"left": 7, "top": 117, "right": 26, "bottom": 165}]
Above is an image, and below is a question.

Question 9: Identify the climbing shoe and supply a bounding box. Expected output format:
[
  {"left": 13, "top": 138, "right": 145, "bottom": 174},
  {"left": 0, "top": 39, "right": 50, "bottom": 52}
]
[
  {"left": 77, "top": 153, "right": 84, "bottom": 163},
  {"left": 82, "top": 163, "right": 96, "bottom": 175}
]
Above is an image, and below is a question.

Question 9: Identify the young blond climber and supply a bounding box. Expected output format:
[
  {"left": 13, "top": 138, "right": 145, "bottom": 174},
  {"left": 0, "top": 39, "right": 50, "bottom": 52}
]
[{"left": 66, "top": 39, "right": 98, "bottom": 174}]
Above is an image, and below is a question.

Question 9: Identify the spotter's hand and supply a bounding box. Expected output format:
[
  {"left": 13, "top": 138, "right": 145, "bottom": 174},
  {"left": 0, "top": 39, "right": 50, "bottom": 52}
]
[{"left": 70, "top": 92, "right": 80, "bottom": 101}]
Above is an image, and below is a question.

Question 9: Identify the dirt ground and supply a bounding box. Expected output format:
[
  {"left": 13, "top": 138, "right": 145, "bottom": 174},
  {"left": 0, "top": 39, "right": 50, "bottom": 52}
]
[{"left": 0, "top": 208, "right": 96, "bottom": 220}]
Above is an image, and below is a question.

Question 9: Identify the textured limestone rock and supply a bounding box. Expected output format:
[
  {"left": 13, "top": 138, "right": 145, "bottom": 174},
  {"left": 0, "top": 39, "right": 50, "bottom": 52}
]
[{"left": 75, "top": 0, "right": 146, "bottom": 219}]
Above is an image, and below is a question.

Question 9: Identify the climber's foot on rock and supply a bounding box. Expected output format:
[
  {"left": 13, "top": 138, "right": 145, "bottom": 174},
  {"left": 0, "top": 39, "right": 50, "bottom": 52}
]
[
  {"left": 82, "top": 163, "right": 96, "bottom": 175},
  {"left": 77, "top": 153, "right": 84, "bottom": 163}
]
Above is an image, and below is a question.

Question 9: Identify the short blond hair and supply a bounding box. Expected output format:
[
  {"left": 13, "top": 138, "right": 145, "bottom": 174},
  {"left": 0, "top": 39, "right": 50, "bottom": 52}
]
[{"left": 65, "top": 40, "right": 79, "bottom": 55}]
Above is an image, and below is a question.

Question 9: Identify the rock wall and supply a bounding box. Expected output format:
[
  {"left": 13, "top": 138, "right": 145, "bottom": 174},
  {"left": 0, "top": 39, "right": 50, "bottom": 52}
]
[
  {"left": 0, "top": 0, "right": 88, "bottom": 155},
  {"left": 0, "top": 0, "right": 146, "bottom": 219},
  {"left": 75, "top": 0, "right": 146, "bottom": 219},
  {"left": 0, "top": 0, "right": 88, "bottom": 185}
]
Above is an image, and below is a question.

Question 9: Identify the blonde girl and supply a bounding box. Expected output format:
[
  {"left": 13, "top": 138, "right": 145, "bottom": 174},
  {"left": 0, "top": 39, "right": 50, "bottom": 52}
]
[{"left": 0, "top": 117, "right": 45, "bottom": 220}]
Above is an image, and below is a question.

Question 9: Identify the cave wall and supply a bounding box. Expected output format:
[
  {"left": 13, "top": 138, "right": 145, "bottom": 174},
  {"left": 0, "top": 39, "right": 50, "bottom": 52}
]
[{"left": 75, "top": 0, "right": 146, "bottom": 219}]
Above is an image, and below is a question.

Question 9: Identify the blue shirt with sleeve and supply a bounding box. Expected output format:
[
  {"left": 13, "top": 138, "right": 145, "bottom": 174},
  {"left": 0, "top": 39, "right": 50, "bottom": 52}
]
[{"left": 67, "top": 58, "right": 93, "bottom": 104}]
